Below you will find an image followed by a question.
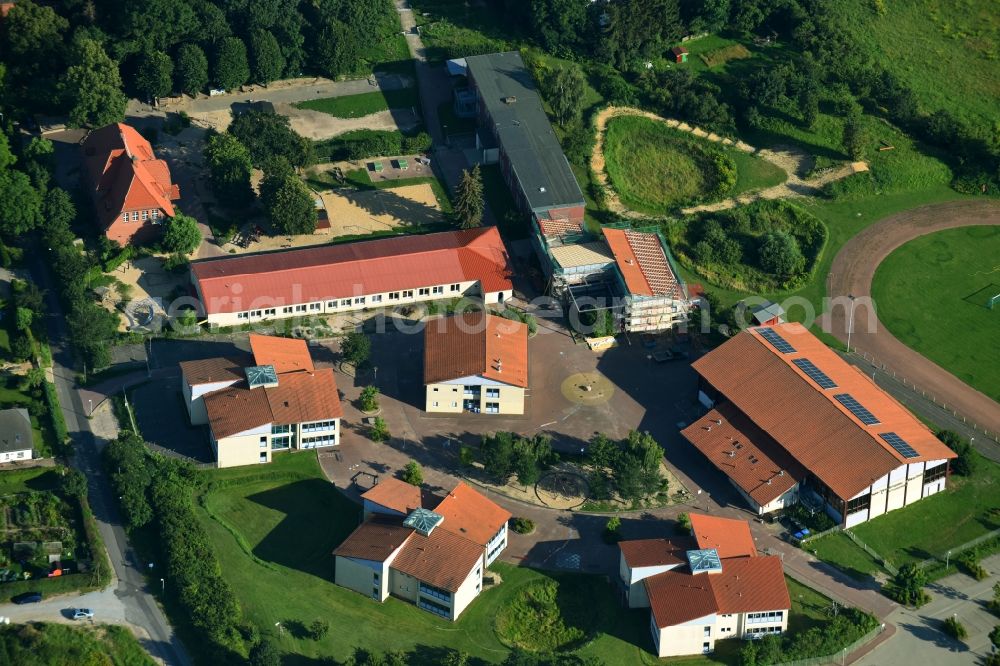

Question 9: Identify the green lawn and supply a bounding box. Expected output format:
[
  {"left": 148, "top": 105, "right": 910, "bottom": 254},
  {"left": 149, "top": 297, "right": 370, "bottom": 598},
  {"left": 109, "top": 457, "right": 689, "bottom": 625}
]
[
  {"left": 295, "top": 88, "right": 421, "bottom": 119},
  {"left": 835, "top": 0, "right": 1000, "bottom": 130},
  {"left": 729, "top": 150, "right": 787, "bottom": 196},
  {"left": 872, "top": 225, "right": 1000, "bottom": 401},
  {"left": 307, "top": 167, "right": 454, "bottom": 215},
  {"left": 0, "top": 466, "right": 60, "bottom": 494},
  {"left": 807, "top": 533, "right": 888, "bottom": 582},
  {"left": 0, "top": 623, "right": 154, "bottom": 666}
]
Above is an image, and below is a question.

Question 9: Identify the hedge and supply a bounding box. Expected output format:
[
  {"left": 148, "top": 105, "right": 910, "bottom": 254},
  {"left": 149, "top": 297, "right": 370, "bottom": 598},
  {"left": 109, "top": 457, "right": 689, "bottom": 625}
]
[
  {"left": 314, "top": 130, "right": 432, "bottom": 163},
  {"left": 42, "top": 381, "right": 68, "bottom": 450}
]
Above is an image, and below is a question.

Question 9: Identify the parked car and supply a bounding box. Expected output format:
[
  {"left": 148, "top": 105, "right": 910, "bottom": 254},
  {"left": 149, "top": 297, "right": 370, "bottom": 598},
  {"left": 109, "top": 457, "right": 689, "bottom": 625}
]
[
  {"left": 13, "top": 592, "right": 42, "bottom": 604},
  {"left": 72, "top": 608, "right": 94, "bottom": 620},
  {"left": 652, "top": 349, "right": 676, "bottom": 362}
]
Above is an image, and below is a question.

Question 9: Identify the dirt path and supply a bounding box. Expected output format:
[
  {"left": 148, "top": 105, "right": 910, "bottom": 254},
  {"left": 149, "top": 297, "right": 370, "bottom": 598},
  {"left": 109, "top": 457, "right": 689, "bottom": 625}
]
[
  {"left": 590, "top": 106, "right": 865, "bottom": 216},
  {"left": 820, "top": 199, "right": 1000, "bottom": 438}
]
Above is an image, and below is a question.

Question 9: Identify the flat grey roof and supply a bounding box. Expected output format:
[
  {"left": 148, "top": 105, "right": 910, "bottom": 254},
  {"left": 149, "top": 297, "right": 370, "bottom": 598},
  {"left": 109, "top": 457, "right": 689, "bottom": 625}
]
[
  {"left": 465, "top": 52, "right": 585, "bottom": 213},
  {"left": 0, "top": 408, "right": 32, "bottom": 454}
]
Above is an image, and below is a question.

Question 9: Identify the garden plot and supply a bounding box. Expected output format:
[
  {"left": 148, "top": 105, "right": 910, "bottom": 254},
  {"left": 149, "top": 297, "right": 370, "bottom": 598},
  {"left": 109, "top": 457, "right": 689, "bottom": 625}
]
[
  {"left": 318, "top": 183, "right": 443, "bottom": 237},
  {"left": 0, "top": 491, "right": 80, "bottom": 582}
]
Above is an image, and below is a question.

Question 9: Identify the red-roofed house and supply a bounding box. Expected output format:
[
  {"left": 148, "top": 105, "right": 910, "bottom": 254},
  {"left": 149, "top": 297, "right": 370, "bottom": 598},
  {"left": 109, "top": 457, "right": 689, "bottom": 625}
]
[
  {"left": 687, "top": 323, "right": 957, "bottom": 527},
  {"left": 617, "top": 514, "right": 789, "bottom": 657},
  {"left": 335, "top": 480, "right": 510, "bottom": 620},
  {"left": 81, "top": 123, "right": 180, "bottom": 246},
  {"left": 178, "top": 334, "right": 341, "bottom": 467},
  {"left": 190, "top": 227, "right": 514, "bottom": 326},
  {"left": 423, "top": 312, "right": 528, "bottom": 415}
]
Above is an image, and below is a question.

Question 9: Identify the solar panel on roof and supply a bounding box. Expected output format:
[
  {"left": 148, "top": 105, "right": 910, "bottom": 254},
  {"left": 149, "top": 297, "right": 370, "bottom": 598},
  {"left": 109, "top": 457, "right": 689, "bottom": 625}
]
[
  {"left": 245, "top": 365, "right": 278, "bottom": 388},
  {"left": 879, "top": 432, "right": 919, "bottom": 458},
  {"left": 833, "top": 393, "right": 881, "bottom": 425},
  {"left": 792, "top": 358, "right": 838, "bottom": 389},
  {"left": 756, "top": 327, "right": 796, "bottom": 353}
]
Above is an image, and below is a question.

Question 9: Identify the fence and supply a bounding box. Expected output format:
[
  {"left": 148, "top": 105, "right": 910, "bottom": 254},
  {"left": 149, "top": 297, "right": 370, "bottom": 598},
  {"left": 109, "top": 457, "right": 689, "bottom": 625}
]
[
  {"left": 840, "top": 529, "right": 898, "bottom": 575},
  {"left": 915, "top": 526, "right": 1000, "bottom": 572},
  {"left": 774, "top": 625, "right": 884, "bottom": 666},
  {"left": 798, "top": 524, "right": 841, "bottom": 546}
]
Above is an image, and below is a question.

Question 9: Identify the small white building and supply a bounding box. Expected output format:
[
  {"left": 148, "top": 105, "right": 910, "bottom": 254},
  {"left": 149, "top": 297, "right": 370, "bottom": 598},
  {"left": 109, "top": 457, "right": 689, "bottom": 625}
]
[
  {"left": 0, "top": 408, "right": 33, "bottom": 463},
  {"left": 335, "top": 478, "right": 511, "bottom": 619}
]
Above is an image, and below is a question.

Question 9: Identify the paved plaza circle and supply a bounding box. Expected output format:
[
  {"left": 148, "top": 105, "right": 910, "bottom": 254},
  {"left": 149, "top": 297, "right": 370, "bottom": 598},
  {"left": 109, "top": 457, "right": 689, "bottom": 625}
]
[{"left": 560, "top": 371, "right": 614, "bottom": 405}]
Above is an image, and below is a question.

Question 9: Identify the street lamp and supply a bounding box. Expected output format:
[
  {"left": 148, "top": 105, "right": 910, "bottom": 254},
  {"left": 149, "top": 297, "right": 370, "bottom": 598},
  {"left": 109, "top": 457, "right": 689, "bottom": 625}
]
[
  {"left": 846, "top": 294, "right": 857, "bottom": 353},
  {"left": 946, "top": 550, "right": 952, "bottom": 568},
  {"left": 275, "top": 621, "right": 283, "bottom": 636},
  {"left": 88, "top": 399, "right": 93, "bottom": 417},
  {"left": 160, "top": 577, "right": 164, "bottom": 593}
]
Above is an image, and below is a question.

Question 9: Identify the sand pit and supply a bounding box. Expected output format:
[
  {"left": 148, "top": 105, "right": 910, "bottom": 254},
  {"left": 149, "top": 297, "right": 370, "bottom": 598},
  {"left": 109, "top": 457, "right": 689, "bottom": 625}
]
[{"left": 319, "top": 183, "right": 443, "bottom": 237}]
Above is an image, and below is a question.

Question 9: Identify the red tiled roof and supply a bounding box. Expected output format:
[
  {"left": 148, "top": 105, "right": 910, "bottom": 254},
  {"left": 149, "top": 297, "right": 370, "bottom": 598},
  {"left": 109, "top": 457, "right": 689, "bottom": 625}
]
[
  {"left": 601, "top": 228, "right": 682, "bottom": 298},
  {"left": 682, "top": 404, "right": 806, "bottom": 507},
  {"left": 191, "top": 228, "right": 513, "bottom": 316},
  {"left": 0, "top": 3, "right": 15, "bottom": 18},
  {"left": 538, "top": 218, "right": 583, "bottom": 238},
  {"left": 646, "top": 556, "right": 788, "bottom": 628},
  {"left": 334, "top": 515, "right": 414, "bottom": 562},
  {"left": 431, "top": 481, "right": 511, "bottom": 547},
  {"left": 619, "top": 537, "right": 695, "bottom": 569},
  {"left": 692, "top": 323, "right": 956, "bottom": 500},
  {"left": 249, "top": 334, "right": 315, "bottom": 374},
  {"left": 82, "top": 123, "right": 179, "bottom": 227},
  {"left": 203, "top": 368, "right": 342, "bottom": 439},
  {"left": 362, "top": 478, "right": 423, "bottom": 515},
  {"left": 179, "top": 356, "right": 251, "bottom": 385},
  {"left": 423, "top": 312, "right": 528, "bottom": 388},
  {"left": 391, "top": 526, "right": 484, "bottom": 592},
  {"left": 688, "top": 513, "right": 757, "bottom": 559}
]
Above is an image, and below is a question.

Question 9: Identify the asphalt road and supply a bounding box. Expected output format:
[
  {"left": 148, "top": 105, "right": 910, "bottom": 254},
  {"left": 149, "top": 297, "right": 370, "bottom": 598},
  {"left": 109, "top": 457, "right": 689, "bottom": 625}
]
[{"left": 27, "top": 251, "right": 191, "bottom": 666}]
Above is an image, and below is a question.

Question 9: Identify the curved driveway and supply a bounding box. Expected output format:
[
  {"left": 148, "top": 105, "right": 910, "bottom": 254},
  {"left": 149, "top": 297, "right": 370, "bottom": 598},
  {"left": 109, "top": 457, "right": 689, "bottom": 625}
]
[{"left": 820, "top": 199, "right": 1000, "bottom": 436}]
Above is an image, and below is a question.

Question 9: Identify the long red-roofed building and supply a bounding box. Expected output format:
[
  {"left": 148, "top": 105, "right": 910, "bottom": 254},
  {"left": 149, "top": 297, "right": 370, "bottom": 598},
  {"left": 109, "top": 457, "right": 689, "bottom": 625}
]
[
  {"left": 685, "top": 322, "right": 956, "bottom": 527},
  {"left": 617, "top": 513, "right": 789, "bottom": 658},
  {"left": 81, "top": 123, "right": 180, "bottom": 246},
  {"left": 190, "top": 227, "right": 514, "bottom": 326}
]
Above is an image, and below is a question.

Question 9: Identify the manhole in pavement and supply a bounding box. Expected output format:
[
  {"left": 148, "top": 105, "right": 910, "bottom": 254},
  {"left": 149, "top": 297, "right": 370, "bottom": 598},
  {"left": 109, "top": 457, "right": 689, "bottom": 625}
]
[{"left": 560, "top": 372, "right": 614, "bottom": 405}]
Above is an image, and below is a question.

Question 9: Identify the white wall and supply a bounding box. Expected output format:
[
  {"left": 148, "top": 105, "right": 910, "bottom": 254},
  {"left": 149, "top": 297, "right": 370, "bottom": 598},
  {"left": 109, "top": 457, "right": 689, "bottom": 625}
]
[
  {"left": 654, "top": 613, "right": 717, "bottom": 658},
  {"left": 0, "top": 448, "right": 32, "bottom": 463},
  {"left": 335, "top": 556, "right": 392, "bottom": 602},
  {"left": 449, "top": 558, "right": 484, "bottom": 620},
  {"left": 484, "top": 523, "right": 507, "bottom": 565}
]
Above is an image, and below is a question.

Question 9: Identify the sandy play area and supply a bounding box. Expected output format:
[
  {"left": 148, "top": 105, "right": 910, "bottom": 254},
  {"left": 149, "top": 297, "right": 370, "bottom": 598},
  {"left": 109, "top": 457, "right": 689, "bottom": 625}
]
[{"left": 319, "top": 183, "right": 443, "bottom": 237}]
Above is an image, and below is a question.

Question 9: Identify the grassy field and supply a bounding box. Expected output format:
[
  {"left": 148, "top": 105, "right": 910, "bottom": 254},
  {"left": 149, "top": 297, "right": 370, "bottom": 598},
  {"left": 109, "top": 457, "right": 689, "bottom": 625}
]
[
  {"left": 603, "top": 116, "right": 783, "bottom": 214},
  {"left": 835, "top": 0, "right": 1000, "bottom": 130},
  {"left": 295, "top": 88, "right": 421, "bottom": 119},
  {"left": 0, "top": 623, "right": 154, "bottom": 666},
  {"left": 196, "top": 453, "right": 855, "bottom": 665},
  {"left": 872, "top": 225, "right": 1000, "bottom": 401},
  {"left": 0, "top": 466, "right": 59, "bottom": 494},
  {"left": 807, "top": 533, "right": 888, "bottom": 582}
]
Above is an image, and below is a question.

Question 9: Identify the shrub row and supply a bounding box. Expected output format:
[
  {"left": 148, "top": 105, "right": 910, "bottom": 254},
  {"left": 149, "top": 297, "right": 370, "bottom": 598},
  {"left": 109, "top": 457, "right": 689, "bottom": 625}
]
[
  {"left": 42, "top": 381, "right": 68, "bottom": 449},
  {"left": 314, "top": 130, "right": 432, "bottom": 163}
]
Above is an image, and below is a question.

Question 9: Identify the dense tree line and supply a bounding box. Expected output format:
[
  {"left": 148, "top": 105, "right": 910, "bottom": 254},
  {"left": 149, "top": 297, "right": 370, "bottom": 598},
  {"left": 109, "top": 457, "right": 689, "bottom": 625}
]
[
  {"left": 104, "top": 433, "right": 245, "bottom": 658},
  {"left": 0, "top": 0, "right": 402, "bottom": 126}
]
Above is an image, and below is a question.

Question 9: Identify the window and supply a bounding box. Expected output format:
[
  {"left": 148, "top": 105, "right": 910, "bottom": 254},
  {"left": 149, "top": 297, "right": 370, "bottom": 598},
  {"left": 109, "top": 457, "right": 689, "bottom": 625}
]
[
  {"left": 301, "top": 434, "right": 336, "bottom": 448},
  {"left": 388, "top": 292, "right": 400, "bottom": 300},
  {"left": 746, "top": 611, "right": 784, "bottom": 624},
  {"left": 846, "top": 493, "right": 871, "bottom": 516},
  {"left": 451, "top": 402, "right": 458, "bottom": 408},
  {"left": 704, "top": 626, "right": 711, "bottom": 637},
  {"left": 924, "top": 463, "right": 947, "bottom": 485},
  {"left": 373, "top": 572, "right": 380, "bottom": 581},
  {"left": 283, "top": 306, "right": 293, "bottom": 313},
  {"left": 264, "top": 308, "right": 276, "bottom": 316},
  {"left": 259, "top": 452, "right": 268, "bottom": 463},
  {"left": 302, "top": 420, "right": 336, "bottom": 433},
  {"left": 253, "top": 310, "right": 262, "bottom": 317},
  {"left": 295, "top": 305, "right": 306, "bottom": 312},
  {"left": 340, "top": 299, "right": 351, "bottom": 307},
  {"left": 419, "top": 583, "right": 451, "bottom": 602},
  {"left": 702, "top": 642, "right": 710, "bottom": 654},
  {"left": 142, "top": 210, "right": 149, "bottom": 220},
  {"left": 354, "top": 297, "right": 365, "bottom": 305},
  {"left": 16, "top": 451, "right": 24, "bottom": 459},
  {"left": 402, "top": 290, "right": 414, "bottom": 298},
  {"left": 327, "top": 301, "right": 337, "bottom": 308},
  {"left": 450, "top": 284, "right": 460, "bottom": 292},
  {"left": 272, "top": 424, "right": 290, "bottom": 434},
  {"left": 418, "top": 598, "right": 450, "bottom": 618},
  {"left": 418, "top": 288, "right": 430, "bottom": 296},
  {"left": 151, "top": 209, "right": 159, "bottom": 219},
  {"left": 259, "top": 437, "right": 267, "bottom": 449},
  {"left": 271, "top": 436, "right": 291, "bottom": 449},
  {"left": 463, "top": 385, "right": 479, "bottom": 395},
  {"left": 132, "top": 211, "right": 139, "bottom": 221},
  {"left": 485, "top": 388, "right": 500, "bottom": 398},
  {"left": 309, "top": 303, "right": 321, "bottom": 311},
  {"left": 432, "top": 387, "right": 439, "bottom": 392},
  {"left": 432, "top": 401, "right": 439, "bottom": 407},
  {"left": 371, "top": 294, "right": 382, "bottom": 303},
  {"left": 121, "top": 213, "right": 128, "bottom": 223},
  {"left": 485, "top": 402, "right": 499, "bottom": 413},
  {"left": 237, "top": 312, "right": 249, "bottom": 320},
  {"left": 433, "top": 286, "right": 444, "bottom": 294}
]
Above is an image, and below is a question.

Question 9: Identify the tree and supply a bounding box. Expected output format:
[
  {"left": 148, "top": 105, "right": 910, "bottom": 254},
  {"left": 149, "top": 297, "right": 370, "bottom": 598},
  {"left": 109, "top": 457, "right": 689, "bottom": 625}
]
[
  {"left": 314, "top": 20, "right": 361, "bottom": 78},
  {"left": 249, "top": 638, "right": 280, "bottom": 666},
  {"left": 214, "top": 36, "right": 250, "bottom": 90},
  {"left": 481, "top": 431, "right": 517, "bottom": 483},
  {"left": 842, "top": 111, "right": 876, "bottom": 161},
  {"left": 544, "top": 64, "right": 586, "bottom": 127},
  {"left": 359, "top": 385, "right": 379, "bottom": 412},
  {"left": 60, "top": 39, "right": 127, "bottom": 128},
  {"left": 454, "top": 165, "right": 484, "bottom": 229},
  {"left": 175, "top": 43, "right": 209, "bottom": 96},
  {"left": 135, "top": 49, "right": 174, "bottom": 102},
  {"left": 603, "top": 515, "right": 622, "bottom": 543},
  {"left": 228, "top": 109, "right": 313, "bottom": 168},
  {"left": 61, "top": 468, "right": 88, "bottom": 498},
  {"left": 260, "top": 173, "right": 317, "bottom": 235},
  {"left": 67, "top": 301, "right": 119, "bottom": 370},
  {"left": 402, "top": 461, "right": 423, "bottom": 487},
  {"left": 340, "top": 330, "right": 371, "bottom": 366},
  {"left": 937, "top": 430, "right": 977, "bottom": 476},
  {"left": 250, "top": 29, "right": 285, "bottom": 86},
  {"left": 891, "top": 563, "right": 929, "bottom": 606},
  {"left": 308, "top": 619, "right": 330, "bottom": 641},
  {"left": 677, "top": 512, "right": 692, "bottom": 535},
  {"left": 204, "top": 132, "right": 254, "bottom": 207},
  {"left": 530, "top": 0, "right": 588, "bottom": 57},
  {"left": 0, "top": 171, "right": 44, "bottom": 239},
  {"left": 758, "top": 231, "right": 805, "bottom": 276},
  {"left": 370, "top": 416, "right": 390, "bottom": 443},
  {"left": 15, "top": 307, "right": 33, "bottom": 333},
  {"left": 587, "top": 433, "right": 619, "bottom": 470},
  {"left": 162, "top": 212, "right": 202, "bottom": 254}
]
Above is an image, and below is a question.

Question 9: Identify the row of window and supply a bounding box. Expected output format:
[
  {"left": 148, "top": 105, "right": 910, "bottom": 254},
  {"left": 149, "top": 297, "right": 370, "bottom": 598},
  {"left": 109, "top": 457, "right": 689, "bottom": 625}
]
[
  {"left": 231, "top": 285, "right": 466, "bottom": 320},
  {"left": 120, "top": 209, "right": 161, "bottom": 223},
  {"left": 419, "top": 583, "right": 452, "bottom": 602},
  {"left": 746, "top": 611, "right": 784, "bottom": 624},
  {"left": 302, "top": 420, "right": 337, "bottom": 433},
  {"left": 484, "top": 402, "right": 500, "bottom": 413},
  {"left": 487, "top": 539, "right": 506, "bottom": 561},
  {"left": 431, "top": 401, "right": 459, "bottom": 408},
  {"left": 301, "top": 435, "right": 336, "bottom": 448},
  {"left": 746, "top": 627, "right": 782, "bottom": 637},
  {"left": 418, "top": 598, "right": 450, "bottom": 618},
  {"left": 271, "top": 436, "right": 292, "bottom": 449},
  {"left": 924, "top": 463, "right": 946, "bottom": 485},
  {"left": 0, "top": 451, "right": 27, "bottom": 460}
]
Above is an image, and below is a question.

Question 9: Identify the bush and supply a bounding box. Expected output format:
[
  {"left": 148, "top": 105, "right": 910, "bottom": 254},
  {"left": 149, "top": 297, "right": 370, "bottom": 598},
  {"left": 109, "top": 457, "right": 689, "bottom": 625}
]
[
  {"left": 943, "top": 616, "right": 967, "bottom": 640},
  {"left": 313, "top": 130, "right": 432, "bottom": 163},
  {"left": 888, "top": 563, "right": 930, "bottom": 607},
  {"left": 341, "top": 330, "right": 371, "bottom": 367},
  {"left": 401, "top": 461, "right": 423, "bottom": 486},
  {"left": 308, "top": 619, "right": 330, "bottom": 641},
  {"left": 359, "top": 385, "right": 379, "bottom": 412},
  {"left": 161, "top": 213, "right": 202, "bottom": 255},
  {"left": 370, "top": 417, "right": 390, "bottom": 443},
  {"left": 603, "top": 515, "right": 622, "bottom": 544},
  {"left": 957, "top": 550, "right": 988, "bottom": 580},
  {"left": 990, "top": 624, "right": 1000, "bottom": 648},
  {"left": 459, "top": 445, "right": 475, "bottom": 467},
  {"left": 937, "top": 430, "right": 977, "bottom": 476},
  {"left": 43, "top": 382, "right": 68, "bottom": 448},
  {"left": 677, "top": 512, "right": 692, "bottom": 535},
  {"left": 510, "top": 517, "right": 535, "bottom": 534}
]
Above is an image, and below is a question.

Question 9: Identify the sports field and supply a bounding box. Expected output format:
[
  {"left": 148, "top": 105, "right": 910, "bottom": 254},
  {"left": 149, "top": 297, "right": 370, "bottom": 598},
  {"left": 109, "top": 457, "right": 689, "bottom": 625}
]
[{"left": 872, "top": 225, "right": 1000, "bottom": 401}]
